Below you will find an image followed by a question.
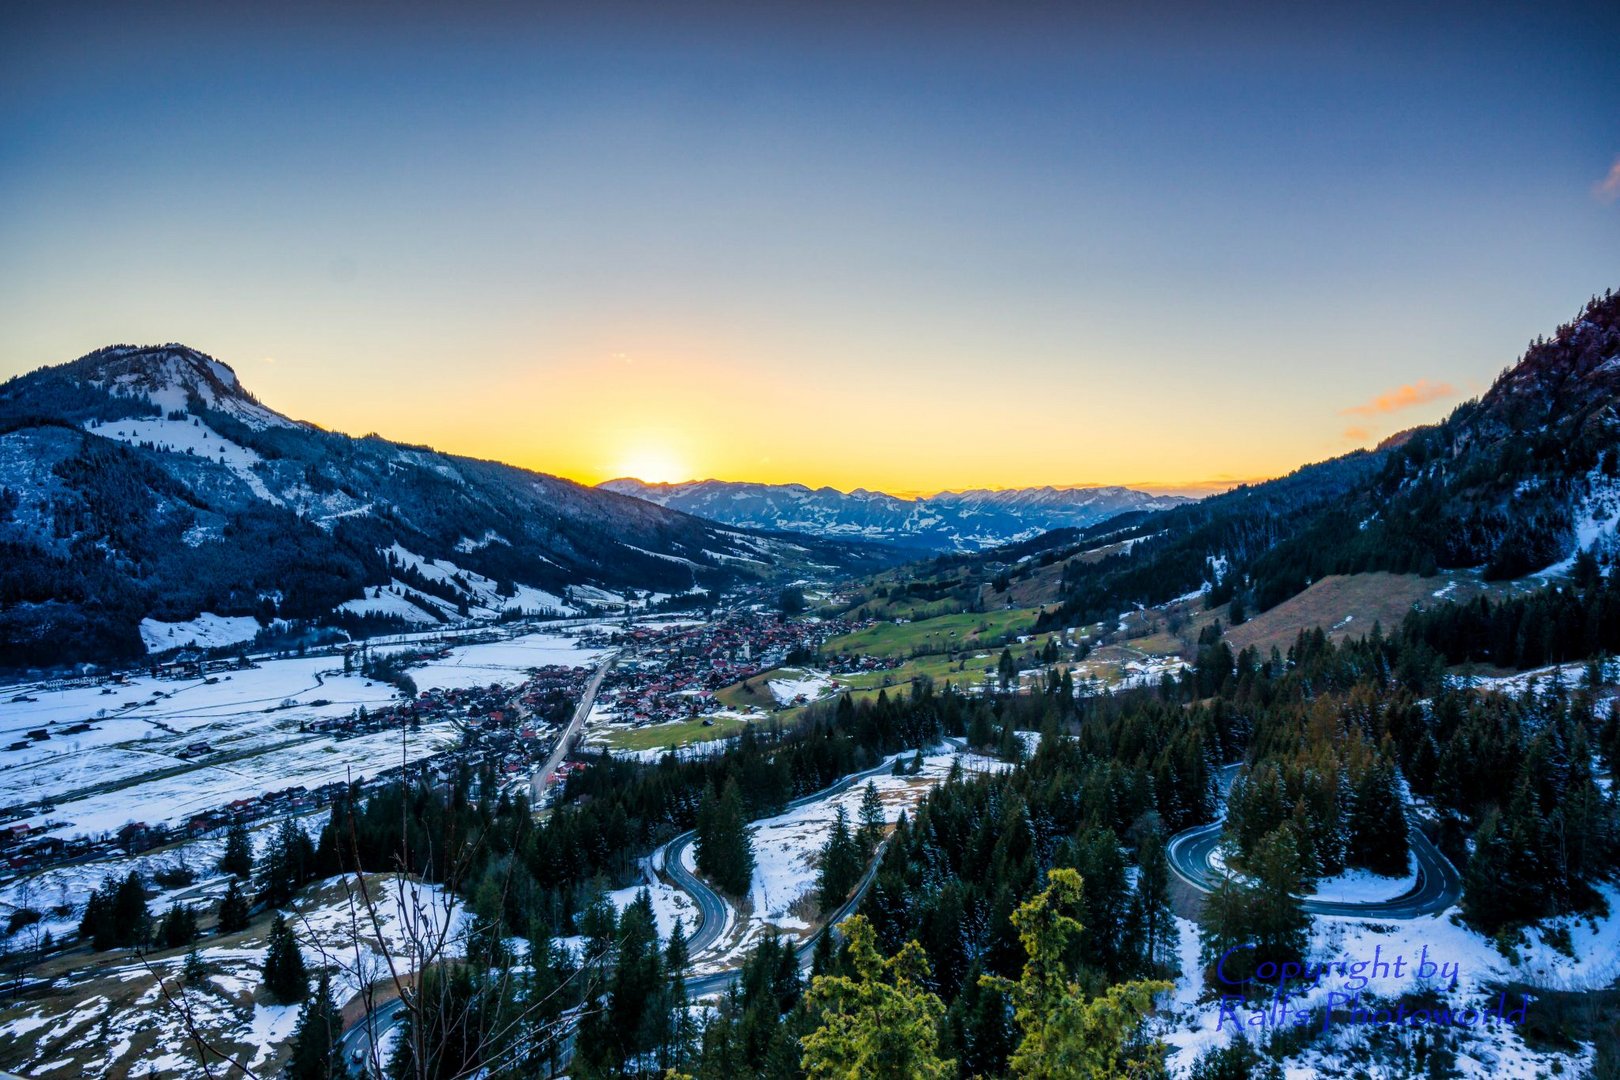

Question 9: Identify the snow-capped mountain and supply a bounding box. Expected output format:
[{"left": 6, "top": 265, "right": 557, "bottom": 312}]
[
  {"left": 599, "top": 478, "right": 1190, "bottom": 552},
  {"left": 0, "top": 345, "right": 899, "bottom": 670}
]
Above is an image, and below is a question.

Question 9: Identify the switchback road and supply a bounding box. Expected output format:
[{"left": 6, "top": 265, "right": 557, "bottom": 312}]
[{"left": 1166, "top": 764, "right": 1463, "bottom": 918}]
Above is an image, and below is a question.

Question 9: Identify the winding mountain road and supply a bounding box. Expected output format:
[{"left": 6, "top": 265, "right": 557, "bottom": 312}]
[
  {"left": 659, "top": 749, "right": 920, "bottom": 997},
  {"left": 660, "top": 749, "right": 914, "bottom": 960},
  {"left": 1166, "top": 764, "right": 1463, "bottom": 918}
]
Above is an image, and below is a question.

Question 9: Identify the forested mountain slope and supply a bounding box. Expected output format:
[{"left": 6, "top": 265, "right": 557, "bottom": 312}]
[{"left": 1023, "top": 290, "right": 1620, "bottom": 629}]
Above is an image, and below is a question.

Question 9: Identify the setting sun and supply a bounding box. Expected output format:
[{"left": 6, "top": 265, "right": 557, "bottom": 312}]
[{"left": 614, "top": 449, "right": 690, "bottom": 485}]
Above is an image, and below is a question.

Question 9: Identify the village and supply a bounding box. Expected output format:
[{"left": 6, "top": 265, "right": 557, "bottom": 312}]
[{"left": 580, "top": 610, "right": 896, "bottom": 727}]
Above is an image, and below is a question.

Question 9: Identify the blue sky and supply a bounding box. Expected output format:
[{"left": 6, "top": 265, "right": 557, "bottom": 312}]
[{"left": 2, "top": 1, "right": 1616, "bottom": 492}]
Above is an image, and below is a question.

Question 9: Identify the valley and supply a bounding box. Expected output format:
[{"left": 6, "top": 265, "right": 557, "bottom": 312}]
[{"left": 0, "top": 293, "right": 1618, "bottom": 1079}]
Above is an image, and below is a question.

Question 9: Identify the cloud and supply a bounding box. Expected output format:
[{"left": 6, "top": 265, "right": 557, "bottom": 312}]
[
  {"left": 1596, "top": 158, "right": 1620, "bottom": 203},
  {"left": 1340, "top": 379, "right": 1454, "bottom": 417},
  {"left": 1342, "top": 425, "right": 1372, "bottom": 442}
]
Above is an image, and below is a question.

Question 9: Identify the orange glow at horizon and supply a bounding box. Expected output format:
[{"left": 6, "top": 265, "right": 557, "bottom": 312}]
[{"left": 128, "top": 324, "right": 1462, "bottom": 503}]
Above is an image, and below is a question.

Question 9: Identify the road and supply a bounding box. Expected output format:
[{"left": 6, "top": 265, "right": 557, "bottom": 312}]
[
  {"left": 1165, "top": 764, "right": 1463, "bottom": 918},
  {"left": 529, "top": 651, "right": 616, "bottom": 804},
  {"left": 339, "top": 995, "right": 406, "bottom": 1077},
  {"left": 340, "top": 745, "right": 935, "bottom": 1074},
  {"left": 660, "top": 749, "right": 909, "bottom": 961}
]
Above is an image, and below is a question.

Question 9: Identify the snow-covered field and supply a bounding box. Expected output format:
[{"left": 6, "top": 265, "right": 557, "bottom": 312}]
[
  {"left": 1308, "top": 860, "right": 1419, "bottom": 904},
  {"left": 0, "top": 627, "right": 602, "bottom": 841},
  {"left": 609, "top": 878, "right": 698, "bottom": 941},
  {"left": 1158, "top": 883, "right": 1620, "bottom": 1078},
  {"left": 1446, "top": 660, "right": 1603, "bottom": 698},
  {"left": 766, "top": 669, "right": 834, "bottom": 706},
  {"left": 138, "top": 613, "right": 263, "bottom": 652},
  {"left": 396, "top": 633, "right": 607, "bottom": 692}
]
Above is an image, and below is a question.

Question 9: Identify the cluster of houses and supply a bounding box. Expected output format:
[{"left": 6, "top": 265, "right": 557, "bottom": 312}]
[{"left": 588, "top": 611, "right": 878, "bottom": 727}]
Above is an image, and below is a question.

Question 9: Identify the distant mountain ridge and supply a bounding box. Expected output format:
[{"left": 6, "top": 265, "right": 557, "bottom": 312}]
[
  {"left": 599, "top": 478, "right": 1191, "bottom": 552},
  {"left": 0, "top": 344, "right": 899, "bottom": 671}
]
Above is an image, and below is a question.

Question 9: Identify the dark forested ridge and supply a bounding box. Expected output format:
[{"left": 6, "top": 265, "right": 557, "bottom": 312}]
[
  {"left": 960, "top": 291, "right": 1620, "bottom": 632},
  {"left": 0, "top": 345, "right": 902, "bottom": 671}
]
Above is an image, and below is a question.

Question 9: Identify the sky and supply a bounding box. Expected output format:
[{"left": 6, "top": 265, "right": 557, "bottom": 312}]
[{"left": 2, "top": 1, "right": 1617, "bottom": 497}]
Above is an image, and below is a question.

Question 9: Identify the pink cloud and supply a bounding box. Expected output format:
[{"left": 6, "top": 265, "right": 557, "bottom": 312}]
[
  {"left": 1341, "top": 379, "right": 1454, "bottom": 417},
  {"left": 1596, "top": 158, "right": 1620, "bottom": 203}
]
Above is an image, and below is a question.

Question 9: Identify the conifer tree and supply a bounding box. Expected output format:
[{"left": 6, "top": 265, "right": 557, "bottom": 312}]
[
  {"left": 183, "top": 945, "right": 208, "bottom": 987},
  {"left": 1346, "top": 755, "right": 1409, "bottom": 876},
  {"left": 998, "top": 648, "right": 1017, "bottom": 690},
  {"left": 856, "top": 782, "right": 886, "bottom": 856},
  {"left": 287, "top": 968, "right": 342, "bottom": 1080},
  {"left": 217, "top": 878, "right": 251, "bottom": 935},
  {"left": 983, "top": 868, "right": 1170, "bottom": 1079},
  {"left": 220, "top": 818, "right": 254, "bottom": 879},
  {"left": 157, "top": 902, "right": 198, "bottom": 950},
  {"left": 819, "top": 806, "right": 862, "bottom": 913},
  {"left": 697, "top": 780, "right": 755, "bottom": 896},
  {"left": 800, "top": 916, "right": 954, "bottom": 1080},
  {"left": 1132, "top": 830, "right": 1175, "bottom": 974},
  {"left": 262, "top": 912, "right": 308, "bottom": 1004},
  {"left": 258, "top": 817, "right": 317, "bottom": 907},
  {"left": 666, "top": 917, "right": 695, "bottom": 1073}
]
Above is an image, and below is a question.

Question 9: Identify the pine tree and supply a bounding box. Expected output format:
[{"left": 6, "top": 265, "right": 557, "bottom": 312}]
[
  {"left": 220, "top": 818, "right": 253, "bottom": 879},
  {"left": 983, "top": 869, "right": 1170, "bottom": 1079},
  {"left": 287, "top": 968, "right": 342, "bottom": 1080},
  {"left": 1346, "top": 755, "right": 1409, "bottom": 876},
  {"left": 998, "top": 648, "right": 1017, "bottom": 690},
  {"left": 258, "top": 817, "right": 317, "bottom": 907},
  {"left": 606, "top": 889, "right": 667, "bottom": 1068},
  {"left": 79, "top": 872, "right": 151, "bottom": 950},
  {"left": 157, "top": 902, "right": 198, "bottom": 950},
  {"left": 819, "top": 806, "right": 862, "bottom": 913},
  {"left": 217, "top": 878, "right": 251, "bottom": 935},
  {"left": 183, "top": 945, "right": 208, "bottom": 987},
  {"left": 810, "top": 925, "right": 837, "bottom": 979},
  {"left": 800, "top": 916, "right": 954, "bottom": 1080},
  {"left": 698, "top": 780, "right": 755, "bottom": 897},
  {"left": 856, "top": 782, "right": 886, "bottom": 856},
  {"left": 262, "top": 912, "right": 308, "bottom": 1004},
  {"left": 666, "top": 917, "right": 694, "bottom": 1073},
  {"left": 1132, "top": 830, "right": 1174, "bottom": 975}
]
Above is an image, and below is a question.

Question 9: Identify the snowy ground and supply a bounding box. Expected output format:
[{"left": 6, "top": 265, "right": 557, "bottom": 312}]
[
  {"left": 391, "top": 633, "right": 607, "bottom": 692},
  {"left": 765, "top": 669, "right": 835, "bottom": 706},
  {"left": 1446, "top": 660, "right": 1605, "bottom": 699},
  {"left": 1308, "top": 859, "right": 1419, "bottom": 905},
  {"left": 0, "top": 816, "right": 322, "bottom": 946},
  {"left": 0, "top": 627, "right": 601, "bottom": 841},
  {"left": 138, "top": 613, "right": 262, "bottom": 653},
  {"left": 609, "top": 877, "right": 698, "bottom": 941},
  {"left": 1157, "top": 884, "right": 1620, "bottom": 1078},
  {"left": 0, "top": 873, "right": 464, "bottom": 1080},
  {"left": 337, "top": 543, "right": 575, "bottom": 626}
]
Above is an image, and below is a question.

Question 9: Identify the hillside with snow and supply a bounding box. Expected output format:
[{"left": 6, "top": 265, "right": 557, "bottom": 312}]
[{"left": 0, "top": 345, "right": 901, "bottom": 672}]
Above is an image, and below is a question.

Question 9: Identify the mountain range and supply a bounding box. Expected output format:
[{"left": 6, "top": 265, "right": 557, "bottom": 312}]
[
  {"left": 0, "top": 345, "right": 899, "bottom": 671},
  {"left": 600, "top": 478, "right": 1190, "bottom": 552}
]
